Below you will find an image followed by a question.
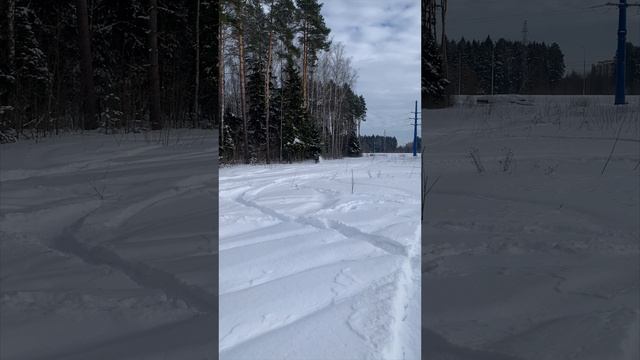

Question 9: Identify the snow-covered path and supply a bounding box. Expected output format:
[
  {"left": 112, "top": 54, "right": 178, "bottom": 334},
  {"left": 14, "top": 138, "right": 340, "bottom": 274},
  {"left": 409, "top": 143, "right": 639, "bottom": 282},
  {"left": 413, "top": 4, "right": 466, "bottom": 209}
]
[
  {"left": 1, "top": 130, "right": 218, "bottom": 360},
  {"left": 219, "top": 155, "right": 421, "bottom": 360}
]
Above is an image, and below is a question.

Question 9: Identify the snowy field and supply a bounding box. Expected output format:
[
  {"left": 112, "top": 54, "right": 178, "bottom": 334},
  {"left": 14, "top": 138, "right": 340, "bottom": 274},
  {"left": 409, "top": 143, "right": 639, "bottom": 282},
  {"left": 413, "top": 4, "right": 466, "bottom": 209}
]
[
  {"left": 0, "top": 130, "right": 217, "bottom": 359},
  {"left": 219, "top": 154, "right": 421, "bottom": 359},
  {"left": 422, "top": 95, "right": 640, "bottom": 359}
]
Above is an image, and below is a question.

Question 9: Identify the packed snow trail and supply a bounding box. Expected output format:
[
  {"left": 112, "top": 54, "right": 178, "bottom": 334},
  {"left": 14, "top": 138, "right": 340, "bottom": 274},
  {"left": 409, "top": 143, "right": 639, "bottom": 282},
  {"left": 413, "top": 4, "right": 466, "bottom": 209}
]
[
  {"left": 422, "top": 95, "right": 640, "bottom": 360},
  {"left": 219, "top": 154, "right": 421, "bottom": 360},
  {"left": 0, "top": 130, "right": 218, "bottom": 360}
]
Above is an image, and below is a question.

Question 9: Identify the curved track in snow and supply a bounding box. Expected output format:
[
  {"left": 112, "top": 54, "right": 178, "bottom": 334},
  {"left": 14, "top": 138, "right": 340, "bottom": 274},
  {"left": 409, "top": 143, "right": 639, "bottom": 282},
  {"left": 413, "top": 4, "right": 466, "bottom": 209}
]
[
  {"left": 219, "top": 155, "right": 421, "bottom": 360},
  {"left": 1, "top": 130, "right": 218, "bottom": 360}
]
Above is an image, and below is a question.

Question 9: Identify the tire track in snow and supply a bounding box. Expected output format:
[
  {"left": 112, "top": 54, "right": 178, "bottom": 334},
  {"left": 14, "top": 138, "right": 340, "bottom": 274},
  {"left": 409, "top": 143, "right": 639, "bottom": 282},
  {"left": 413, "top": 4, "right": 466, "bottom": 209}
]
[
  {"left": 236, "top": 191, "right": 409, "bottom": 257},
  {"left": 235, "top": 185, "right": 419, "bottom": 357},
  {"left": 29, "top": 313, "right": 216, "bottom": 360},
  {"left": 104, "top": 174, "right": 213, "bottom": 229},
  {"left": 0, "top": 145, "right": 164, "bottom": 182},
  {"left": 53, "top": 215, "right": 216, "bottom": 314},
  {"left": 384, "top": 235, "right": 421, "bottom": 360},
  {"left": 325, "top": 220, "right": 409, "bottom": 257},
  {"left": 221, "top": 160, "right": 421, "bottom": 357}
]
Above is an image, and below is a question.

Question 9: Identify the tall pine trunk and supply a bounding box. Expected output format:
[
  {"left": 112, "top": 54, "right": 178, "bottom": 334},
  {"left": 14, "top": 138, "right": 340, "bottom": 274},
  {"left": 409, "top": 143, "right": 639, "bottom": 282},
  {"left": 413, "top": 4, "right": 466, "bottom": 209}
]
[
  {"left": 8, "top": 0, "right": 15, "bottom": 75},
  {"left": 194, "top": 0, "right": 200, "bottom": 128},
  {"left": 264, "top": 31, "right": 272, "bottom": 163},
  {"left": 149, "top": 0, "right": 162, "bottom": 130},
  {"left": 302, "top": 22, "right": 308, "bottom": 109},
  {"left": 238, "top": 21, "right": 248, "bottom": 163},
  {"left": 279, "top": 59, "right": 284, "bottom": 162},
  {"left": 76, "top": 0, "right": 98, "bottom": 130},
  {"left": 4, "top": 0, "right": 16, "bottom": 132},
  {"left": 440, "top": 0, "right": 447, "bottom": 80},
  {"left": 219, "top": 24, "right": 225, "bottom": 142}
]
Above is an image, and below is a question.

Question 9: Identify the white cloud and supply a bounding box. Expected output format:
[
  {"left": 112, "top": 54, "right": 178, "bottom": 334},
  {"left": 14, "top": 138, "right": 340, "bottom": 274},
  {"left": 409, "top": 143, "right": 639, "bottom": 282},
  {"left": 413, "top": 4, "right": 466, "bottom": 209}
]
[{"left": 321, "top": 0, "right": 421, "bottom": 144}]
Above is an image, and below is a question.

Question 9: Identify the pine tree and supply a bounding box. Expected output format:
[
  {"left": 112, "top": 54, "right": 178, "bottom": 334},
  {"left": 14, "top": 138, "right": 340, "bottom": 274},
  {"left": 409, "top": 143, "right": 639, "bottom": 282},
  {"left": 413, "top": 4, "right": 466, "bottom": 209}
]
[
  {"left": 76, "top": 0, "right": 98, "bottom": 130},
  {"left": 295, "top": 0, "right": 330, "bottom": 109},
  {"left": 445, "top": 37, "right": 574, "bottom": 95},
  {"left": 0, "top": 0, "right": 16, "bottom": 138},
  {"left": 223, "top": 108, "right": 244, "bottom": 160},
  {"left": 260, "top": 0, "right": 296, "bottom": 163},
  {"left": 493, "top": 39, "right": 508, "bottom": 94},
  {"left": 1, "top": 0, "right": 216, "bottom": 137},
  {"left": 547, "top": 42, "right": 565, "bottom": 90},
  {"left": 246, "top": 59, "right": 267, "bottom": 160},
  {"left": 477, "top": 36, "right": 493, "bottom": 94},
  {"left": 422, "top": 31, "right": 448, "bottom": 103},
  {"left": 217, "top": 0, "right": 367, "bottom": 163},
  {"left": 148, "top": 0, "right": 161, "bottom": 130},
  {"left": 268, "top": 86, "right": 282, "bottom": 160},
  {"left": 271, "top": 0, "right": 298, "bottom": 59},
  {"left": 220, "top": 120, "right": 235, "bottom": 161},
  {"left": 227, "top": 0, "right": 250, "bottom": 162},
  {"left": 346, "top": 129, "right": 361, "bottom": 157},
  {"left": 300, "top": 112, "right": 320, "bottom": 159},
  {"left": 14, "top": 5, "right": 51, "bottom": 134},
  {"left": 281, "top": 60, "right": 305, "bottom": 161}
]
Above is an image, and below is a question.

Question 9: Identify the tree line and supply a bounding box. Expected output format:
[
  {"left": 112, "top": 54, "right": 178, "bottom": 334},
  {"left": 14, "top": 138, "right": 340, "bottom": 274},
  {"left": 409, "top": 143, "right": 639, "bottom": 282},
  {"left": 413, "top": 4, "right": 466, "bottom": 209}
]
[
  {"left": 445, "top": 37, "right": 565, "bottom": 96},
  {"left": 0, "top": 0, "right": 220, "bottom": 143},
  {"left": 359, "top": 135, "right": 421, "bottom": 154},
  {"left": 219, "top": 0, "right": 367, "bottom": 164},
  {"left": 443, "top": 37, "right": 640, "bottom": 97}
]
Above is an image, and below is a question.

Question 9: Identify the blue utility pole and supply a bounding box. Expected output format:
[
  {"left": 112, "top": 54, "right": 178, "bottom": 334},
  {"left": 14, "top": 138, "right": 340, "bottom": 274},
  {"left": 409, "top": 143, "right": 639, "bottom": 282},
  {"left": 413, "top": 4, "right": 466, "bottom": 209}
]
[
  {"left": 615, "top": 0, "right": 628, "bottom": 105},
  {"left": 413, "top": 100, "right": 418, "bottom": 157},
  {"left": 595, "top": 1, "right": 639, "bottom": 103}
]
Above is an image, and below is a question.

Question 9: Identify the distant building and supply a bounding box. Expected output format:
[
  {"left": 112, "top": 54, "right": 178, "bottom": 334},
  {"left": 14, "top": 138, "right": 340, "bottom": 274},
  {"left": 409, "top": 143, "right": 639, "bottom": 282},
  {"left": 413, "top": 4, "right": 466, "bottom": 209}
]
[{"left": 593, "top": 60, "right": 615, "bottom": 77}]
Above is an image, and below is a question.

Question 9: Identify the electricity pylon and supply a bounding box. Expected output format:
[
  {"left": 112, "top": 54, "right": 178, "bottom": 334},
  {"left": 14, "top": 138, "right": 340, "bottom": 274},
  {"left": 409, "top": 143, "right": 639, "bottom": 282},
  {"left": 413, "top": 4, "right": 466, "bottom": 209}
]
[{"left": 593, "top": 1, "right": 640, "bottom": 104}]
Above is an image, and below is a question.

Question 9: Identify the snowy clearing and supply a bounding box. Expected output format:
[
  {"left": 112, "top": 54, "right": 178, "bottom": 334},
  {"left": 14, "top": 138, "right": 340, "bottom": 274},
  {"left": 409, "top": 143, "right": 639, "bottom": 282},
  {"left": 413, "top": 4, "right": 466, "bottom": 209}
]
[
  {"left": 0, "top": 130, "right": 217, "bottom": 360},
  {"left": 423, "top": 95, "right": 640, "bottom": 360},
  {"left": 219, "top": 154, "right": 421, "bottom": 360}
]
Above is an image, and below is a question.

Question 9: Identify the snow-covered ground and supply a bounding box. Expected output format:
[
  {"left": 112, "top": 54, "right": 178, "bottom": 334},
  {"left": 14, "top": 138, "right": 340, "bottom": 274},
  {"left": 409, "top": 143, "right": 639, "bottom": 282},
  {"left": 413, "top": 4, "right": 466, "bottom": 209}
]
[
  {"left": 422, "top": 95, "right": 640, "bottom": 359},
  {"left": 0, "top": 130, "right": 218, "bottom": 360},
  {"left": 219, "top": 154, "right": 421, "bottom": 359}
]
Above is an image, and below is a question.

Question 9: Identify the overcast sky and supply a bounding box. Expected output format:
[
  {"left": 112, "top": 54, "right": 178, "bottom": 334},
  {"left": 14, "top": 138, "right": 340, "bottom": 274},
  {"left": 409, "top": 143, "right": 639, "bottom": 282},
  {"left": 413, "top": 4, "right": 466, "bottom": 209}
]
[
  {"left": 318, "top": 1, "right": 639, "bottom": 143},
  {"left": 447, "top": 0, "right": 640, "bottom": 72},
  {"left": 321, "top": 0, "right": 421, "bottom": 145}
]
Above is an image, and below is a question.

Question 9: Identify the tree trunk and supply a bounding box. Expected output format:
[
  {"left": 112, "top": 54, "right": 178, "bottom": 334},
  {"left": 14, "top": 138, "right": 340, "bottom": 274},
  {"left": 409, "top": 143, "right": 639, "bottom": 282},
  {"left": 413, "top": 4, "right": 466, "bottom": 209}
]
[
  {"left": 302, "top": 22, "right": 308, "bottom": 109},
  {"left": 219, "top": 16, "right": 225, "bottom": 142},
  {"left": 4, "top": 0, "right": 16, "bottom": 130},
  {"left": 54, "top": 14, "right": 62, "bottom": 135},
  {"left": 440, "top": 0, "right": 447, "bottom": 79},
  {"left": 194, "top": 0, "right": 200, "bottom": 128},
  {"left": 76, "top": 0, "right": 98, "bottom": 130},
  {"left": 149, "top": 0, "right": 162, "bottom": 130},
  {"left": 237, "top": 16, "right": 248, "bottom": 163},
  {"left": 264, "top": 31, "right": 273, "bottom": 163},
  {"left": 279, "top": 58, "right": 284, "bottom": 162},
  {"left": 8, "top": 0, "right": 15, "bottom": 71}
]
